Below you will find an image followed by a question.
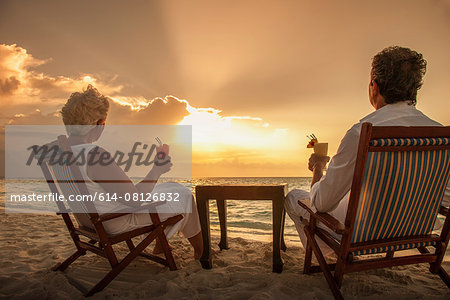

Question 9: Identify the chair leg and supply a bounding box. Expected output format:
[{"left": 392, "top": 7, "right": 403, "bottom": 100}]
[
  {"left": 126, "top": 239, "right": 135, "bottom": 250},
  {"left": 86, "top": 229, "right": 160, "bottom": 296},
  {"left": 103, "top": 243, "right": 119, "bottom": 267},
  {"left": 309, "top": 264, "right": 336, "bottom": 273},
  {"left": 437, "top": 266, "right": 450, "bottom": 288},
  {"left": 430, "top": 242, "right": 445, "bottom": 274},
  {"left": 304, "top": 226, "right": 343, "bottom": 300},
  {"left": 417, "top": 246, "right": 449, "bottom": 288},
  {"left": 126, "top": 238, "right": 169, "bottom": 265},
  {"left": 52, "top": 250, "right": 85, "bottom": 272},
  {"left": 156, "top": 229, "right": 177, "bottom": 271},
  {"left": 303, "top": 240, "right": 313, "bottom": 274},
  {"left": 148, "top": 213, "right": 177, "bottom": 270},
  {"left": 334, "top": 257, "right": 346, "bottom": 288},
  {"left": 86, "top": 260, "right": 131, "bottom": 297}
]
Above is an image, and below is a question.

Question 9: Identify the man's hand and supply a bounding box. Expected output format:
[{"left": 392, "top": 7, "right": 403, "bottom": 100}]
[
  {"left": 309, "top": 154, "right": 330, "bottom": 187},
  {"left": 308, "top": 154, "right": 330, "bottom": 171}
]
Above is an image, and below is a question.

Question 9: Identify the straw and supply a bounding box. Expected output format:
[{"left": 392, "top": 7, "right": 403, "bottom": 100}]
[{"left": 307, "top": 134, "right": 318, "bottom": 141}]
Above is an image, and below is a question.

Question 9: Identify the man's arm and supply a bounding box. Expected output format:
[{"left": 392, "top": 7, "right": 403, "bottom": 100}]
[
  {"left": 308, "top": 154, "right": 329, "bottom": 187},
  {"left": 310, "top": 127, "right": 360, "bottom": 212}
]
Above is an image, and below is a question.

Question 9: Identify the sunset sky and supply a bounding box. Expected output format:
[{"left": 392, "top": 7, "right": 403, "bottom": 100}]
[{"left": 1, "top": 0, "right": 449, "bottom": 177}]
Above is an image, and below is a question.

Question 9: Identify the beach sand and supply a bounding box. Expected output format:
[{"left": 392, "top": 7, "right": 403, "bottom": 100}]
[{"left": 1, "top": 207, "right": 449, "bottom": 299}]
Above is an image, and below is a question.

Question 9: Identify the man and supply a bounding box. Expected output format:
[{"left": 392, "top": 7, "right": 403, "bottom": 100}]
[{"left": 285, "top": 46, "right": 450, "bottom": 256}]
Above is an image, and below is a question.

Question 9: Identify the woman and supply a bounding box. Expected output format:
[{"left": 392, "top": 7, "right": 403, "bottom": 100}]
[{"left": 60, "top": 85, "right": 203, "bottom": 259}]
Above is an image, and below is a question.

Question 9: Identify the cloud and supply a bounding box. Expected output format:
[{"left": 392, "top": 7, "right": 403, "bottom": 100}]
[
  {"left": 0, "top": 44, "right": 287, "bottom": 137},
  {"left": 0, "top": 44, "right": 43, "bottom": 96},
  {"left": 0, "top": 44, "right": 301, "bottom": 177},
  {"left": 0, "top": 76, "right": 20, "bottom": 95},
  {"left": 0, "top": 44, "right": 122, "bottom": 111},
  {"left": 7, "top": 109, "right": 61, "bottom": 125},
  {"left": 108, "top": 96, "right": 190, "bottom": 125},
  {"left": 0, "top": 44, "right": 197, "bottom": 126}
]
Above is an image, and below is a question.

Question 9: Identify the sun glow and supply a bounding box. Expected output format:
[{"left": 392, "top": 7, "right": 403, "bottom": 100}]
[
  {"left": 82, "top": 75, "right": 95, "bottom": 84},
  {"left": 109, "top": 96, "right": 150, "bottom": 110},
  {"left": 179, "top": 103, "right": 292, "bottom": 160},
  {"left": 106, "top": 93, "right": 294, "bottom": 159}
]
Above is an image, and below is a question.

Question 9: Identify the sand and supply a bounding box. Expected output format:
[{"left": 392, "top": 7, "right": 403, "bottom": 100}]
[{"left": 0, "top": 207, "right": 449, "bottom": 299}]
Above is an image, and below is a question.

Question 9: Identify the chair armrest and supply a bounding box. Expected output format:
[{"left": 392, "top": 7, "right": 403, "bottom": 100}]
[
  {"left": 315, "top": 212, "right": 348, "bottom": 235},
  {"left": 439, "top": 205, "right": 449, "bottom": 216},
  {"left": 297, "top": 199, "right": 315, "bottom": 215},
  {"left": 297, "top": 199, "right": 347, "bottom": 235},
  {"left": 96, "top": 201, "right": 165, "bottom": 222},
  {"left": 97, "top": 212, "right": 131, "bottom": 222}
]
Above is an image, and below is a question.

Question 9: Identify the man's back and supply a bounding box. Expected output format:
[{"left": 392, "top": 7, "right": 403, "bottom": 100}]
[
  {"left": 285, "top": 45, "right": 449, "bottom": 258},
  {"left": 311, "top": 101, "right": 446, "bottom": 216}
]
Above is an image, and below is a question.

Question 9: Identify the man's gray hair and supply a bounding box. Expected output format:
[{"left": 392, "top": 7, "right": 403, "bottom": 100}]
[{"left": 371, "top": 46, "right": 427, "bottom": 106}]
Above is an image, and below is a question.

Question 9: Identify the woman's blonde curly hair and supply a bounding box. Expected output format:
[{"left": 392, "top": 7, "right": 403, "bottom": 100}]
[{"left": 61, "top": 85, "right": 110, "bottom": 135}]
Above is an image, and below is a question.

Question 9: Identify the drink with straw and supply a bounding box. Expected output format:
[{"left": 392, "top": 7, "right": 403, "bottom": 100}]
[
  {"left": 307, "top": 134, "right": 328, "bottom": 169},
  {"left": 155, "top": 137, "right": 169, "bottom": 160}
]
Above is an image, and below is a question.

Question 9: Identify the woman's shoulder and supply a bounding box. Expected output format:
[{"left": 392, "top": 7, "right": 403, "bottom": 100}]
[
  {"left": 71, "top": 143, "right": 108, "bottom": 153},
  {"left": 85, "top": 145, "right": 112, "bottom": 162},
  {"left": 71, "top": 144, "right": 112, "bottom": 164}
]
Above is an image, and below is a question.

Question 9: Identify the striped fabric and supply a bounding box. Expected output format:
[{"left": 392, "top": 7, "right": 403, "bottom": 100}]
[
  {"left": 370, "top": 137, "right": 450, "bottom": 147},
  {"left": 351, "top": 138, "right": 450, "bottom": 256},
  {"left": 352, "top": 241, "right": 436, "bottom": 256},
  {"left": 47, "top": 162, "right": 93, "bottom": 227}
]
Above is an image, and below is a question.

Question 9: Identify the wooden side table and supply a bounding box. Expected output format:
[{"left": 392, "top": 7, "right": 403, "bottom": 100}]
[{"left": 195, "top": 184, "right": 288, "bottom": 273}]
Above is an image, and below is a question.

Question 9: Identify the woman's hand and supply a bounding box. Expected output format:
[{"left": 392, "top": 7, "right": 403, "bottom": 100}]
[{"left": 151, "top": 155, "right": 173, "bottom": 176}]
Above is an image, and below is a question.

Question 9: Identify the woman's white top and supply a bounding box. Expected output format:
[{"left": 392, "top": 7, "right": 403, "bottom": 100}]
[
  {"left": 71, "top": 144, "right": 130, "bottom": 214},
  {"left": 69, "top": 143, "right": 194, "bottom": 237}
]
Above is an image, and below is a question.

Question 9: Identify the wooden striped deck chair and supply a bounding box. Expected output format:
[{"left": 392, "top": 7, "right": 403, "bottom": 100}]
[
  {"left": 298, "top": 122, "right": 450, "bottom": 299},
  {"left": 40, "top": 135, "right": 183, "bottom": 297}
]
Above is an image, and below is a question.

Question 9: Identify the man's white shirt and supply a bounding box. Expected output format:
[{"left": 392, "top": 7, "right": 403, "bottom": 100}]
[{"left": 310, "top": 101, "right": 450, "bottom": 223}]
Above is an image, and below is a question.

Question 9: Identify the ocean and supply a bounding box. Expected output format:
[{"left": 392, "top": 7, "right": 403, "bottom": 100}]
[
  {"left": 1, "top": 177, "right": 311, "bottom": 244},
  {"left": 192, "top": 177, "right": 311, "bottom": 244}
]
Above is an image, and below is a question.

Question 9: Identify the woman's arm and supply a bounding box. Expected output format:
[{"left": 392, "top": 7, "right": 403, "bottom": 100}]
[
  {"left": 135, "top": 156, "right": 172, "bottom": 193},
  {"left": 86, "top": 147, "right": 171, "bottom": 207}
]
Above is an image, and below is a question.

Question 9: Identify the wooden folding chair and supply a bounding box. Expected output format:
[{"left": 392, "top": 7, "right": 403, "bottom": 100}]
[
  {"left": 40, "top": 135, "right": 183, "bottom": 297},
  {"left": 298, "top": 122, "right": 450, "bottom": 299}
]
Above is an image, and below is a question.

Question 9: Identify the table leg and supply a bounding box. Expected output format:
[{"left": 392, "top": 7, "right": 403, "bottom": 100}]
[
  {"left": 196, "top": 190, "right": 212, "bottom": 269},
  {"left": 272, "top": 194, "right": 284, "bottom": 273},
  {"left": 216, "top": 198, "right": 229, "bottom": 250},
  {"left": 281, "top": 208, "right": 287, "bottom": 251}
]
